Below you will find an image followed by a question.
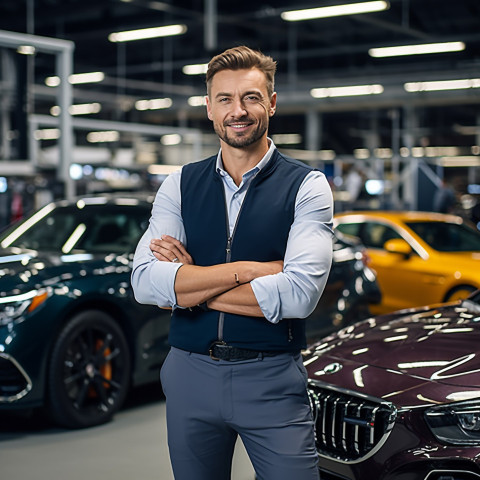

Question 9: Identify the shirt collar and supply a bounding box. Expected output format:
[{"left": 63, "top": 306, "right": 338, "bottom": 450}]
[{"left": 215, "top": 138, "right": 276, "bottom": 178}]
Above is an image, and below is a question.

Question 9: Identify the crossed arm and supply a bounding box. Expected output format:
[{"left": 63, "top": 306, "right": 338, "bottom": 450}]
[{"left": 150, "top": 235, "right": 283, "bottom": 316}]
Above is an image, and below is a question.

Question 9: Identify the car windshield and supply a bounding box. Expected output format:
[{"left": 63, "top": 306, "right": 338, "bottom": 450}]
[
  {"left": 0, "top": 202, "right": 150, "bottom": 254},
  {"left": 406, "top": 221, "right": 480, "bottom": 252}
]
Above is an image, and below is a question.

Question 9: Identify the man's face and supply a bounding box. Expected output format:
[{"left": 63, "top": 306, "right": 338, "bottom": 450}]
[{"left": 206, "top": 68, "right": 276, "bottom": 149}]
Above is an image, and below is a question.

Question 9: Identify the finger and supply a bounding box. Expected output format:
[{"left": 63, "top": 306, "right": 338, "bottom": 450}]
[
  {"left": 159, "top": 235, "right": 193, "bottom": 264},
  {"left": 150, "top": 241, "right": 179, "bottom": 262},
  {"left": 152, "top": 250, "right": 170, "bottom": 262}
]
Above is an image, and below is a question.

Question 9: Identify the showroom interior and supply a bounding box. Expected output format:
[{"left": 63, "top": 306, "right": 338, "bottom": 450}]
[
  {"left": 1, "top": 1, "right": 480, "bottom": 480},
  {"left": 0, "top": 0, "right": 479, "bottom": 223}
]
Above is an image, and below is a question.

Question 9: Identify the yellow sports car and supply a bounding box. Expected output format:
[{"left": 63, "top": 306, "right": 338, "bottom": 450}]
[{"left": 334, "top": 211, "right": 480, "bottom": 314}]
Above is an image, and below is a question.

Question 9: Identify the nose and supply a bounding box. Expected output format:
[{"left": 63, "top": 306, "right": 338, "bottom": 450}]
[{"left": 231, "top": 98, "right": 247, "bottom": 117}]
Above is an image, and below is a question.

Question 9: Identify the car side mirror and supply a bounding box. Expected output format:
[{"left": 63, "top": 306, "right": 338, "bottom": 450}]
[{"left": 384, "top": 238, "right": 412, "bottom": 257}]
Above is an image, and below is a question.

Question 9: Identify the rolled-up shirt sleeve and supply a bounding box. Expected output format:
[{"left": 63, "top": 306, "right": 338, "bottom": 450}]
[
  {"left": 131, "top": 169, "right": 185, "bottom": 308},
  {"left": 250, "top": 170, "right": 334, "bottom": 323}
]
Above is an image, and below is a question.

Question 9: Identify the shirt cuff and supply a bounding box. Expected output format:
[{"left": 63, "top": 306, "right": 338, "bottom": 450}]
[
  {"left": 150, "top": 260, "right": 183, "bottom": 308},
  {"left": 250, "top": 275, "right": 282, "bottom": 324}
]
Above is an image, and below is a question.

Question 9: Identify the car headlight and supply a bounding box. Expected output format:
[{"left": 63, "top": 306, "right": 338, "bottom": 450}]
[
  {"left": 0, "top": 289, "right": 50, "bottom": 326},
  {"left": 425, "top": 400, "right": 480, "bottom": 445}
]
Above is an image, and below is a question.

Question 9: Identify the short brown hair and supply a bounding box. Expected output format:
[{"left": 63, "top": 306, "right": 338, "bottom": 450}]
[{"left": 206, "top": 46, "right": 277, "bottom": 98}]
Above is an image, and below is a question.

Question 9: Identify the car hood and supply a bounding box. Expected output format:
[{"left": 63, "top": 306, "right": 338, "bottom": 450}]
[
  {"left": 304, "top": 300, "right": 480, "bottom": 407},
  {"left": 0, "top": 247, "right": 132, "bottom": 293}
]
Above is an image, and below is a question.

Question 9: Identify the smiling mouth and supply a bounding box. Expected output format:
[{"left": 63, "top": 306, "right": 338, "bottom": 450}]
[{"left": 226, "top": 122, "right": 255, "bottom": 133}]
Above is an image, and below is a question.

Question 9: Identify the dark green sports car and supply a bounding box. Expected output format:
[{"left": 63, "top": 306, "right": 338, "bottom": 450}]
[
  {"left": 0, "top": 194, "right": 171, "bottom": 429},
  {"left": 0, "top": 193, "right": 379, "bottom": 429}
]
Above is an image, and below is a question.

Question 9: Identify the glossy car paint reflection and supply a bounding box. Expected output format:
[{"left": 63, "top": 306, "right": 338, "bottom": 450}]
[{"left": 304, "top": 291, "right": 480, "bottom": 480}]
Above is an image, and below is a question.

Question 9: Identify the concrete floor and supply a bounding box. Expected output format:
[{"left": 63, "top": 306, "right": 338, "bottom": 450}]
[{"left": 0, "top": 385, "right": 256, "bottom": 480}]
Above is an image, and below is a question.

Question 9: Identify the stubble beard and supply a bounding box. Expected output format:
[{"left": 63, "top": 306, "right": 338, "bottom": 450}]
[{"left": 215, "top": 118, "right": 268, "bottom": 149}]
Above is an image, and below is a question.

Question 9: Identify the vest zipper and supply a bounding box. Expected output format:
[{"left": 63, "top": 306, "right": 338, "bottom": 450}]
[{"left": 217, "top": 177, "right": 255, "bottom": 342}]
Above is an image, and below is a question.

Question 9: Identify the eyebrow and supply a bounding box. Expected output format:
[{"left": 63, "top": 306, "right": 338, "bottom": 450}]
[{"left": 215, "top": 89, "right": 265, "bottom": 99}]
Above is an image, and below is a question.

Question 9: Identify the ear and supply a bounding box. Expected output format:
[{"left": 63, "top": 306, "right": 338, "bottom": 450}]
[
  {"left": 269, "top": 92, "right": 277, "bottom": 117},
  {"left": 205, "top": 95, "right": 213, "bottom": 121}
]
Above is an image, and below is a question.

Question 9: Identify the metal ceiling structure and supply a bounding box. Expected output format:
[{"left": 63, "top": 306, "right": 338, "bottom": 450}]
[{"left": 0, "top": 0, "right": 479, "bottom": 164}]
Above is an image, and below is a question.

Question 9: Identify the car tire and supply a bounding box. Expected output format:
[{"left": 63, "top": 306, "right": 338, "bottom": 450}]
[
  {"left": 47, "top": 310, "right": 131, "bottom": 429},
  {"left": 444, "top": 285, "right": 477, "bottom": 303}
]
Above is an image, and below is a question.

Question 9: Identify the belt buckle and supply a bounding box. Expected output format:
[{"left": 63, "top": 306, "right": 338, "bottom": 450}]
[{"left": 209, "top": 341, "right": 227, "bottom": 361}]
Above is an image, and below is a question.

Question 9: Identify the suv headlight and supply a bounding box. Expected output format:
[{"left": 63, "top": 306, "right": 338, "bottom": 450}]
[
  {"left": 0, "top": 289, "right": 50, "bottom": 326},
  {"left": 425, "top": 400, "right": 480, "bottom": 445}
]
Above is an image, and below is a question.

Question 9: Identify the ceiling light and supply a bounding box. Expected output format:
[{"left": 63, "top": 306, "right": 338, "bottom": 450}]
[
  {"left": 183, "top": 63, "right": 208, "bottom": 75},
  {"left": 188, "top": 96, "right": 207, "bottom": 107},
  {"left": 281, "top": 1, "right": 389, "bottom": 21},
  {"left": 354, "top": 148, "right": 370, "bottom": 159},
  {"left": 45, "top": 71, "right": 105, "bottom": 87},
  {"left": 404, "top": 78, "right": 480, "bottom": 92},
  {"left": 34, "top": 129, "right": 61, "bottom": 140},
  {"left": 50, "top": 103, "right": 102, "bottom": 116},
  {"left": 369, "top": 41, "right": 465, "bottom": 58},
  {"left": 135, "top": 98, "right": 172, "bottom": 111},
  {"left": 161, "top": 134, "right": 182, "bottom": 146},
  {"left": 439, "top": 157, "right": 480, "bottom": 167},
  {"left": 87, "top": 131, "right": 120, "bottom": 143},
  {"left": 17, "top": 45, "right": 35, "bottom": 55},
  {"left": 311, "top": 84, "right": 384, "bottom": 98},
  {"left": 108, "top": 24, "right": 187, "bottom": 42}
]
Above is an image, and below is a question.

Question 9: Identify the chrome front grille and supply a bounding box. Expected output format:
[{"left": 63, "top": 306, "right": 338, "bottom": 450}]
[{"left": 307, "top": 380, "right": 397, "bottom": 463}]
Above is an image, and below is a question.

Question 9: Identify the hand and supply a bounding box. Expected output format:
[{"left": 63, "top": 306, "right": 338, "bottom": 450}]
[{"left": 150, "top": 235, "right": 194, "bottom": 265}]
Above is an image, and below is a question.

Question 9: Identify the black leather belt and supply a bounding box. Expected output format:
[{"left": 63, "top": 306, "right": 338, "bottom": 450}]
[{"left": 208, "top": 342, "right": 280, "bottom": 361}]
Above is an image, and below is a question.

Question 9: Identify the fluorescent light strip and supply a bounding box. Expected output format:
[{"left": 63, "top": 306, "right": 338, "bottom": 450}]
[
  {"left": 17, "top": 45, "right": 35, "bottom": 55},
  {"left": 87, "top": 131, "right": 120, "bottom": 143},
  {"left": 46, "top": 71, "right": 105, "bottom": 87},
  {"left": 311, "top": 84, "right": 384, "bottom": 98},
  {"left": 404, "top": 78, "right": 480, "bottom": 92},
  {"left": 440, "top": 156, "right": 480, "bottom": 168},
  {"left": 108, "top": 24, "right": 187, "bottom": 42},
  {"left": 34, "top": 128, "right": 61, "bottom": 140},
  {"left": 161, "top": 134, "right": 182, "bottom": 146},
  {"left": 135, "top": 98, "right": 172, "bottom": 111},
  {"left": 50, "top": 103, "right": 102, "bottom": 116},
  {"left": 369, "top": 41, "right": 465, "bottom": 58},
  {"left": 183, "top": 63, "right": 208, "bottom": 75},
  {"left": 188, "top": 96, "right": 207, "bottom": 107},
  {"left": 282, "top": 1, "right": 389, "bottom": 21}
]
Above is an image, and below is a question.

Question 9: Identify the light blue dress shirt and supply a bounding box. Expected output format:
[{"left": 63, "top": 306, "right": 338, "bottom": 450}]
[{"left": 131, "top": 140, "right": 334, "bottom": 324}]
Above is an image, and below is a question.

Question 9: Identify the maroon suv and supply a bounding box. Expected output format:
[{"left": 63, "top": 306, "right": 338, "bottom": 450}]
[{"left": 305, "top": 290, "right": 480, "bottom": 480}]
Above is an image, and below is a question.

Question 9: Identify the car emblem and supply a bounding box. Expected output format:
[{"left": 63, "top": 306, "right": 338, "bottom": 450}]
[{"left": 317, "top": 362, "right": 343, "bottom": 376}]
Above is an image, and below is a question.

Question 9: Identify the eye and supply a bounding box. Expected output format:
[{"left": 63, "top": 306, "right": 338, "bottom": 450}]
[{"left": 244, "top": 95, "right": 260, "bottom": 103}]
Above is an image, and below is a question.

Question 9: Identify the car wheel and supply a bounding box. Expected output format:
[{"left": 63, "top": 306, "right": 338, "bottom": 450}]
[
  {"left": 444, "top": 285, "right": 477, "bottom": 303},
  {"left": 47, "top": 310, "right": 131, "bottom": 429}
]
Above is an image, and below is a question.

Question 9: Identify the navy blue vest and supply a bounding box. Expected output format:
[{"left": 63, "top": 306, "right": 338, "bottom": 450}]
[{"left": 169, "top": 149, "right": 313, "bottom": 354}]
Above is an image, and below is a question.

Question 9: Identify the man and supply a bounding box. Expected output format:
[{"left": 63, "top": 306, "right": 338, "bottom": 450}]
[{"left": 131, "top": 46, "right": 333, "bottom": 480}]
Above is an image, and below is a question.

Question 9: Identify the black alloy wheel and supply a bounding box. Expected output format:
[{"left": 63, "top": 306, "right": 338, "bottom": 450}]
[{"left": 47, "top": 310, "right": 131, "bottom": 428}]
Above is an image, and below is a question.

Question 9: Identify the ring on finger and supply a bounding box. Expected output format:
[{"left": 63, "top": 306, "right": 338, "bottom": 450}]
[{"left": 172, "top": 257, "right": 179, "bottom": 263}]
